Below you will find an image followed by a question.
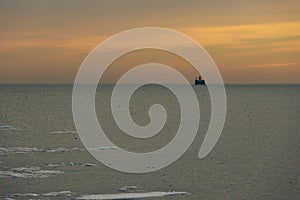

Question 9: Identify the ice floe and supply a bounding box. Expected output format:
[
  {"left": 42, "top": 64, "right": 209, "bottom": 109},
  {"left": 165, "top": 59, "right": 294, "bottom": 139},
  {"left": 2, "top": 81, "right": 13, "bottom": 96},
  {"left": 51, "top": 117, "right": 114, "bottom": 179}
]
[
  {"left": 45, "top": 147, "right": 71, "bottom": 153},
  {"left": 0, "top": 147, "right": 85, "bottom": 155},
  {"left": 0, "top": 146, "right": 122, "bottom": 155},
  {"left": 4, "top": 191, "right": 189, "bottom": 200},
  {"left": 5, "top": 191, "right": 71, "bottom": 199},
  {"left": 43, "top": 163, "right": 69, "bottom": 168},
  {"left": 72, "top": 147, "right": 83, "bottom": 151},
  {"left": 0, "top": 125, "right": 29, "bottom": 131},
  {"left": 42, "top": 162, "right": 97, "bottom": 168},
  {"left": 81, "top": 163, "right": 97, "bottom": 167},
  {"left": 8, "top": 193, "right": 38, "bottom": 197},
  {"left": 87, "top": 146, "right": 121, "bottom": 151},
  {"left": 50, "top": 130, "right": 77, "bottom": 134},
  {"left": 42, "top": 190, "right": 72, "bottom": 196},
  {"left": 0, "top": 125, "right": 16, "bottom": 130},
  {"left": 76, "top": 191, "right": 189, "bottom": 199},
  {"left": 0, "top": 167, "right": 64, "bottom": 178},
  {"left": 0, "top": 147, "right": 44, "bottom": 155},
  {"left": 3, "top": 198, "right": 14, "bottom": 200},
  {"left": 118, "top": 185, "right": 137, "bottom": 192}
]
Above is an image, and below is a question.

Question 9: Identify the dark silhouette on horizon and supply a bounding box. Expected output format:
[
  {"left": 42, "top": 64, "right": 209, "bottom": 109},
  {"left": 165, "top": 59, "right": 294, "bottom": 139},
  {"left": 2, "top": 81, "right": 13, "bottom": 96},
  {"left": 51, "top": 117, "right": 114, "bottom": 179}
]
[{"left": 195, "top": 75, "right": 206, "bottom": 85}]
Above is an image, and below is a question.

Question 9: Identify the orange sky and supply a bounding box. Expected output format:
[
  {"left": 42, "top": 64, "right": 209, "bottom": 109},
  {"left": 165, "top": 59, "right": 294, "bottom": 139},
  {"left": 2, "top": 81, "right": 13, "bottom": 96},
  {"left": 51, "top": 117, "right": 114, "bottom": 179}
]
[{"left": 0, "top": 0, "right": 299, "bottom": 83}]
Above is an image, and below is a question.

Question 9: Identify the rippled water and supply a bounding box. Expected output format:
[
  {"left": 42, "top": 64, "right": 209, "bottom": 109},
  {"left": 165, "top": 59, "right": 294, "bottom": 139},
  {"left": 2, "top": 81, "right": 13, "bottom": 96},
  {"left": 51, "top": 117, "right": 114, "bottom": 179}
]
[{"left": 0, "top": 84, "right": 299, "bottom": 199}]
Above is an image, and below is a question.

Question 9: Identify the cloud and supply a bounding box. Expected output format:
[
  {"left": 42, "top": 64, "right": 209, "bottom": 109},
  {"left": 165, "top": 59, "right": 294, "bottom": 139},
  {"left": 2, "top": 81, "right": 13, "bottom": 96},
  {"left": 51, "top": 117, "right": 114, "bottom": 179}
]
[
  {"left": 176, "top": 21, "right": 300, "bottom": 58},
  {"left": 179, "top": 22, "right": 300, "bottom": 45},
  {"left": 0, "top": 31, "right": 109, "bottom": 53},
  {"left": 244, "top": 62, "right": 297, "bottom": 68},
  {"left": 2, "top": 21, "right": 299, "bottom": 55}
]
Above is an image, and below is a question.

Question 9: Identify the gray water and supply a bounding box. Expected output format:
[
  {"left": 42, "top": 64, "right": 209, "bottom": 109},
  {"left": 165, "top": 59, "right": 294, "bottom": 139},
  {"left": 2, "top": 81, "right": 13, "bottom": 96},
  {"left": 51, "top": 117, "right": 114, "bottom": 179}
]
[{"left": 0, "top": 84, "right": 299, "bottom": 199}]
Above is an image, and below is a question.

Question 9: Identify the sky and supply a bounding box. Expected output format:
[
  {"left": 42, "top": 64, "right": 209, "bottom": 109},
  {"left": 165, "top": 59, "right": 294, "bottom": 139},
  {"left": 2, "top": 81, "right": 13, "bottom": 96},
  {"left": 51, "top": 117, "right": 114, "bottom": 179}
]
[{"left": 0, "top": 0, "right": 299, "bottom": 84}]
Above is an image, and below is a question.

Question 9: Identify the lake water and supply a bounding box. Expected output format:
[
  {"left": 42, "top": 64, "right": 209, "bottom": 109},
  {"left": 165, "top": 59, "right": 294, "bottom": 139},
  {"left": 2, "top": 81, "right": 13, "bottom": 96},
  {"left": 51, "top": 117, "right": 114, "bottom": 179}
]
[{"left": 0, "top": 84, "right": 299, "bottom": 199}]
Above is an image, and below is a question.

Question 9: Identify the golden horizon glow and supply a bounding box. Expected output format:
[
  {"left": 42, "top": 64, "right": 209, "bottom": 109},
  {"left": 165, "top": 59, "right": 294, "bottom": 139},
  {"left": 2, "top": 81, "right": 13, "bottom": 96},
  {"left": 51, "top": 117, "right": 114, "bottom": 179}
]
[{"left": 0, "top": 1, "right": 299, "bottom": 83}]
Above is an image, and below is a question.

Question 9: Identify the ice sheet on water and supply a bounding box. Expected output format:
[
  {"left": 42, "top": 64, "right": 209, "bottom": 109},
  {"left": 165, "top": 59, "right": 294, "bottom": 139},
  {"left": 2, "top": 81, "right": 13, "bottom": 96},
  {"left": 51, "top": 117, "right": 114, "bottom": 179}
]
[
  {"left": 76, "top": 191, "right": 189, "bottom": 200},
  {"left": 4, "top": 190, "right": 189, "bottom": 199}
]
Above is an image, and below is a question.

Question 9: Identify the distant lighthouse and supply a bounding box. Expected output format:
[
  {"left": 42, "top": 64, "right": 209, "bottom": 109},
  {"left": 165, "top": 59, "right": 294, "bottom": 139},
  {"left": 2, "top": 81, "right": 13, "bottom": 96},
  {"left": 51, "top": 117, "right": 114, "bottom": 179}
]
[{"left": 195, "top": 75, "right": 206, "bottom": 85}]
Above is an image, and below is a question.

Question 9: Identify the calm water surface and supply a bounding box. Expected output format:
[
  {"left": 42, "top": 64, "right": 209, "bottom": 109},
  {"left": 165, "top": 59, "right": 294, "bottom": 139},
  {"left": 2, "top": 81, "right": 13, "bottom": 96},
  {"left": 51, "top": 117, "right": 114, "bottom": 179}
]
[{"left": 0, "top": 84, "right": 299, "bottom": 199}]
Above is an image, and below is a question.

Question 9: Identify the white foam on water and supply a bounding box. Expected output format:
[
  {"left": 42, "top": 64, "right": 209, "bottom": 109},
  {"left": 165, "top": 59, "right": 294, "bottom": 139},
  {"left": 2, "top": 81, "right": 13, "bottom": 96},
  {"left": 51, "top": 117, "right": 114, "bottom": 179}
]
[
  {"left": 76, "top": 191, "right": 189, "bottom": 200},
  {"left": 0, "top": 167, "right": 64, "bottom": 178}
]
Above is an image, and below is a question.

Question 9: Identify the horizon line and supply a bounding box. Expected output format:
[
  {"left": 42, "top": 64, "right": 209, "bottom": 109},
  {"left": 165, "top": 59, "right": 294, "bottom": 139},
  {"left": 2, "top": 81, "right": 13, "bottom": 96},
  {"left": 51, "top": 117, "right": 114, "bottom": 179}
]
[{"left": 0, "top": 83, "right": 299, "bottom": 85}]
